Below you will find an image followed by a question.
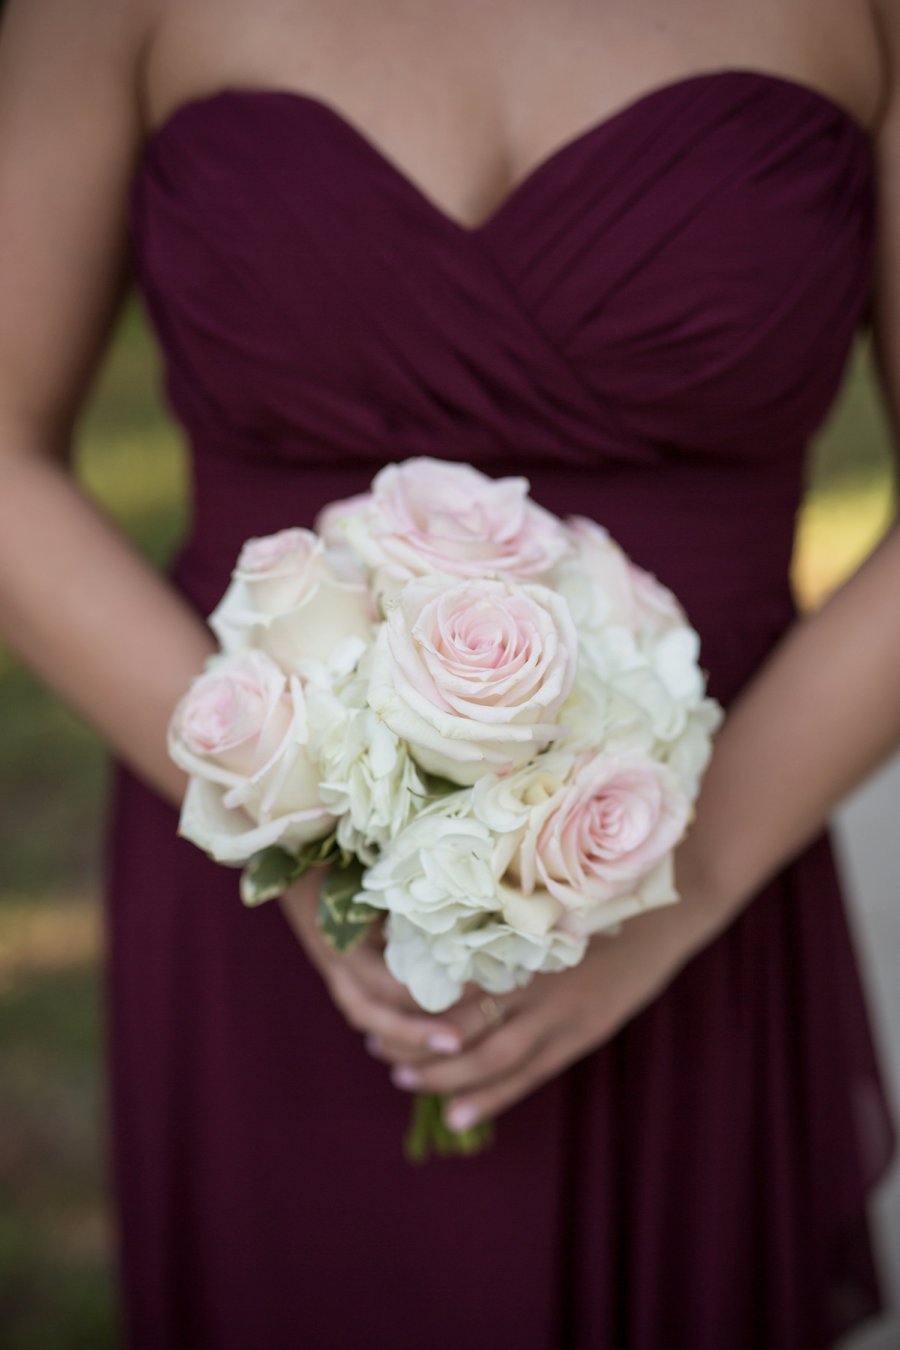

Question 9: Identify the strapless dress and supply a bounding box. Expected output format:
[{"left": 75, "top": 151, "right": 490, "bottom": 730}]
[{"left": 102, "top": 68, "right": 897, "bottom": 1348}]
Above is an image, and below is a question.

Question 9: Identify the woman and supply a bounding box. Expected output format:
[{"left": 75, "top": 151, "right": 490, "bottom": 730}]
[{"left": 0, "top": 0, "right": 896, "bottom": 1345}]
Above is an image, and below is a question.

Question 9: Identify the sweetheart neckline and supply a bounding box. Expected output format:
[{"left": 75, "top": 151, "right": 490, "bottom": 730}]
[{"left": 135, "top": 66, "right": 874, "bottom": 237}]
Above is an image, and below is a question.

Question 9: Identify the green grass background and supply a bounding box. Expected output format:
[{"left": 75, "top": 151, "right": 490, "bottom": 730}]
[{"left": 0, "top": 295, "right": 897, "bottom": 1346}]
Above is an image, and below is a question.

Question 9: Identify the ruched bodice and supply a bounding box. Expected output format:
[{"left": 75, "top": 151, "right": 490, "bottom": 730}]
[
  {"left": 102, "top": 67, "right": 895, "bottom": 1350},
  {"left": 130, "top": 69, "right": 872, "bottom": 473}
]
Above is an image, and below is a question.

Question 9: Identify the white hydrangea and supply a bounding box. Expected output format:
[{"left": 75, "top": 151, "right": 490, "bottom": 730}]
[
  {"left": 303, "top": 643, "right": 428, "bottom": 863},
  {"left": 359, "top": 792, "right": 585, "bottom": 1011},
  {"left": 383, "top": 911, "right": 585, "bottom": 1013},
  {"left": 556, "top": 621, "right": 723, "bottom": 784}
]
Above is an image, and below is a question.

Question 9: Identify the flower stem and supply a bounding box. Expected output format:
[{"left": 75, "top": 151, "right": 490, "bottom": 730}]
[{"left": 403, "top": 1093, "right": 494, "bottom": 1163}]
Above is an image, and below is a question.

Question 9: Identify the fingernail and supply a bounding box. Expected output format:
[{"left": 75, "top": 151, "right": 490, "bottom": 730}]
[
  {"left": 427, "top": 1031, "right": 460, "bottom": 1054},
  {"left": 446, "top": 1102, "right": 480, "bottom": 1132},
  {"left": 392, "top": 1066, "right": 420, "bottom": 1089}
]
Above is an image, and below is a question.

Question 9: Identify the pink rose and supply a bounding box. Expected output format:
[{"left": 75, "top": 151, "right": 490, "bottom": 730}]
[
  {"left": 233, "top": 528, "right": 326, "bottom": 612},
  {"left": 167, "top": 650, "right": 335, "bottom": 863},
  {"left": 627, "top": 561, "right": 686, "bottom": 631},
  {"left": 367, "top": 574, "right": 578, "bottom": 785},
  {"left": 559, "top": 516, "right": 685, "bottom": 636},
  {"left": 324, "top": 456, "right": 570, "bottom": 584},
  {"left": 208, "top": 527, "right": 374, "bottom": 673},
  {"left": 514, "top": 749, "right": 691, "bottom": 932}
]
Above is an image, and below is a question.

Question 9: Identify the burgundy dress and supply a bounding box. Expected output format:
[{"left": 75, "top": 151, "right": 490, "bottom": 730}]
[{"left": 104, "top": 69, "right": 897, "bottom": 1348}]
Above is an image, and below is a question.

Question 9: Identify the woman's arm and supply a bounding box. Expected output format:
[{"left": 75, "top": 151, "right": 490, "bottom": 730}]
[
  {"left": 371, "top": 15, "right": 900, "bottom": 1126},
  {"left": 0, "top": 0, "right": 214, "bottom": 809},
  {"left": 686, "top": 0, "right": 900, "bottom": 935},
  {"left": 0, "top": 0, "right": 473, "bottom": 1053}
]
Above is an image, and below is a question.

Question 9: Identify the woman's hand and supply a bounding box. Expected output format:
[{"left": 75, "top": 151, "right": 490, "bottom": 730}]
[
  {"left": 366, "top": 860, "right": 722, "bottom": 1134},
  {"left": 277, "top": 870, "right": 480, "bottom": 1057}
]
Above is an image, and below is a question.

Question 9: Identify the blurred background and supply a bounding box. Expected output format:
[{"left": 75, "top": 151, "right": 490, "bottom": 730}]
[{"left": 0, "top": 296, "right": 898, "bottom": 1347}]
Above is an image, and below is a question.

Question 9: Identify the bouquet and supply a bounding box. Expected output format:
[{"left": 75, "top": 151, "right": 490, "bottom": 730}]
[{"left": 167, "top": 456, "right": 724, "bottom": 1159}]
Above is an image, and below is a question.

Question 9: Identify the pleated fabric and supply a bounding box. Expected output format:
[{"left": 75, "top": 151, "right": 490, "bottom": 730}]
[{"left": 103, "top": 68, "right": 896, "bottom": 1348}]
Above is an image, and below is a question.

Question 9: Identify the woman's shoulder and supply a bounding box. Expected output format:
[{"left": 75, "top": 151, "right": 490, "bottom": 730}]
[{"left": 867, "top": 0, "right": 900, "bottom": 138}]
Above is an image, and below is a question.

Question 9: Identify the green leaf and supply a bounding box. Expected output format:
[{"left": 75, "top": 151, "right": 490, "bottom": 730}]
[
  {"left": 320, "top": 855, "right": 366, "bottom": 915},
  {"left": 238, "top": 831, "right": 341, "bottom": 907},
  {"left": 318, "top": 856, "right": 377, "bottom": 952},
  {"left": 295, "top": 829, "right": 341, "bottom": 870},
  {"left": 239, "top": 846, "right": 305, "bottom": 907}
]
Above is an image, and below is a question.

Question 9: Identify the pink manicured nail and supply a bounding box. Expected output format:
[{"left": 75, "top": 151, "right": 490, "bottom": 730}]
[
  {"left": 446, "top": 1102, "right": 480, "bottom": 1132},
  {"left": 427, "top": 1031, "right": 460, "bottom": 1054},
  {"left": 392, "top": 1066, "right": 420, "bottom": 1089}
]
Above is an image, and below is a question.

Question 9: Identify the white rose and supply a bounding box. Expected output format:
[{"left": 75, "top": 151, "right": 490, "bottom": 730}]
[
  {"left": 207, "top": 526, "right": 374, "bottom": 674},
  {"left": 167, "top": 649, "right": 335, "bottom": 864},
  {"left": 471, "top": 749, "right": 575, "bottom": 833}
]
